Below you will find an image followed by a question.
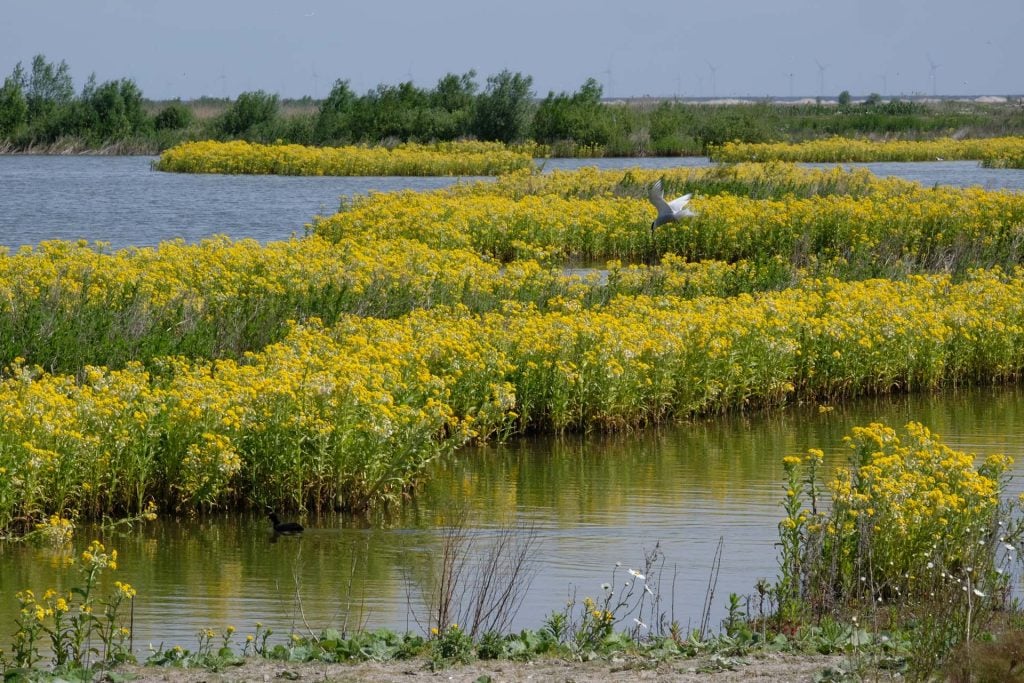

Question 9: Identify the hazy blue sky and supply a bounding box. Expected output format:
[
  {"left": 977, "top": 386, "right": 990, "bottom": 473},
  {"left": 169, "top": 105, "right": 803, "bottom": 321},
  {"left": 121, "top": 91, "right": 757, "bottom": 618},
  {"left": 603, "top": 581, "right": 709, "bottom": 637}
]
[{"left": 2, "top": 0, "right": 1021, "bottom": 100}]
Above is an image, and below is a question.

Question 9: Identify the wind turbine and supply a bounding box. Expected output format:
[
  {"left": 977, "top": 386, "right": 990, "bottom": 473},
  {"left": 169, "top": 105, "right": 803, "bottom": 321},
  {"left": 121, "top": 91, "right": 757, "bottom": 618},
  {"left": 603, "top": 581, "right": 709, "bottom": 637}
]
[
  {"left": 311, "top": 64, "right": 319, "bottom": 99},
  {"left": 602, "top": 55, "right": 614, "bottom": 99},
  {"left": 879, "top": 73, "right": 888, "bottom": 96},
  {"left": 814, "top": 59, "right": 828, "bottom": 98},
  {"left": 788, "top": 72, "right": 794, "bottom": 98},
  {"left": 927, "top": 54, "right": 939, "bottom": 96},
  {"left": 705, "top": 60, "right": 717, "bottom": 98}
]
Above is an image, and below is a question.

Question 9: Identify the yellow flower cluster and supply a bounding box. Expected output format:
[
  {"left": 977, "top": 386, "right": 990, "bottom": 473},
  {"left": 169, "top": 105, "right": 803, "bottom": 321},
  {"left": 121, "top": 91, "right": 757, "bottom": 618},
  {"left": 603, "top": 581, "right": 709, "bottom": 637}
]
[
  {"left": 154, "top": 140, "right": 534, "bottom": 176},
  {"left": 711, "top": 135, "right": 1024, "bottom": 163},
  {"left": 315, "top": 173, "right": 1024, "bottom": 269},
  {"left": 828, "top": 422, "right": 1008, "bottom": 594},
  {"left": 456, "top": 161, "right": 886, "bottom": 200},
  {"left": 3, "top": 161, "right": 1024, "bottom": 523},
  {"left": 4, "top": 268, "right": 1024, "bottom": 519},
  {"left": 981, "top": 145, "right": 1024, "bottom": 168},
  {"left": 33, "top": 514, "right": 75, "bottom": 545},
  {"left": 0, "top": 235, "right": 583, "bottom": 373},
  {"left": 778, "top": 422, "right": 1012, "bottom": 618}
]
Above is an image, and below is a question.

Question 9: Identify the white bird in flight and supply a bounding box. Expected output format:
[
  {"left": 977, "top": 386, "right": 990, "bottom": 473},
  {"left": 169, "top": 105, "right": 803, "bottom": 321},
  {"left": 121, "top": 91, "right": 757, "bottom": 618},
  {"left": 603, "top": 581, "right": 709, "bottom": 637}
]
[{"left": 648, "top": 178, "right": 696, "bottom": 234}]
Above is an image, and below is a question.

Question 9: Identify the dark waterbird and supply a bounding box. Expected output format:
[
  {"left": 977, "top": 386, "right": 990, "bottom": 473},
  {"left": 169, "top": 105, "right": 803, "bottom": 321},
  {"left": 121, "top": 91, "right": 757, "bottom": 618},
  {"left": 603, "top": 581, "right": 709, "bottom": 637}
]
[{"left": 268, "top": 512, "right": 304, "bottom": 534}]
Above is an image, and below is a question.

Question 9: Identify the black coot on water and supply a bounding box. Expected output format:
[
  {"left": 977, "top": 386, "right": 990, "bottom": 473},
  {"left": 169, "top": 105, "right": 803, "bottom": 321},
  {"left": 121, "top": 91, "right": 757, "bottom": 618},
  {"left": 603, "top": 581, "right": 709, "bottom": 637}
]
[{"left": 268, "top": 512, "right": 304, "bottom": 534}]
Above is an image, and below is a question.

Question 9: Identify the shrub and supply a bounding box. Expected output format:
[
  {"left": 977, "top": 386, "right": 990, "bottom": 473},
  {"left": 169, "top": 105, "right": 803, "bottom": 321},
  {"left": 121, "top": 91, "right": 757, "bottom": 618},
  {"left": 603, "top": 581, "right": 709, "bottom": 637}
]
[
  {"left": 217, "top": 90, "right": 279, "bottom": 138},
  {"left": 472, "top": 70, "right": 534, "bottom": 143},
  {"left": 0, "top": 75, "right": 28, "bottom": 137},
  {"left": 154, "top": 101, "right": 194, "bottom": 131}
]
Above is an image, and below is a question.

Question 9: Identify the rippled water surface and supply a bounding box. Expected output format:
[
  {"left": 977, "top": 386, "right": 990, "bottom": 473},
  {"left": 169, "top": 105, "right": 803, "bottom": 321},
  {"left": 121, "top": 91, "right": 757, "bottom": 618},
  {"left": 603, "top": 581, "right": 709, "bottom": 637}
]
[{"left": 0, "top": 155, "right": 473, "bottom": 250}]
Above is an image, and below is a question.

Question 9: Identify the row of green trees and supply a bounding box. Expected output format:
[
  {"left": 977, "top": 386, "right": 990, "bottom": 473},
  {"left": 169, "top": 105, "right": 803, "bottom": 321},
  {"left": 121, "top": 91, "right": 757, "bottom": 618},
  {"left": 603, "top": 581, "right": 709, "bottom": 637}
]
[
  {"left": 3, "top": 54, "right": 1024, "bottom": 154},
  {"left": 0, "top": 55, "right": 151, "bottom": 147}
]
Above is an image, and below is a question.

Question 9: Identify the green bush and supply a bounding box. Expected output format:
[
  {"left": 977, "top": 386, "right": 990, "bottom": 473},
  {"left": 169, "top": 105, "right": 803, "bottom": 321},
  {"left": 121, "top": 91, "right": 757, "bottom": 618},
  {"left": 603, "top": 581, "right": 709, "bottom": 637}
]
[
  {"left": 154, "top": 101, "right": 194, "bottom": 131},
  {"left": 0, "top": 75, "right": 27, "bottom": 137},
  {"left": 217, "top": 90, "right": 279, "bottom": 138},
  {"left": 81, "top": 77, "right": 149, "bottom": 141},
  {"left": 472, "top": 70, "right": 534, "bottom": 143},
  {"left": 533, "top": 78, "right": 613, "bottom": 147}
]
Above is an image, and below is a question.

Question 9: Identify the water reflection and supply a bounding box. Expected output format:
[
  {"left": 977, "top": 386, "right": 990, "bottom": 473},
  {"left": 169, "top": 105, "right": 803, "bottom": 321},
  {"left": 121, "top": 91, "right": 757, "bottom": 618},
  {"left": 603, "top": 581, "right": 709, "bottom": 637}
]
[{"left": 2, "top": 385, "right": 1023, "bottom": 652}]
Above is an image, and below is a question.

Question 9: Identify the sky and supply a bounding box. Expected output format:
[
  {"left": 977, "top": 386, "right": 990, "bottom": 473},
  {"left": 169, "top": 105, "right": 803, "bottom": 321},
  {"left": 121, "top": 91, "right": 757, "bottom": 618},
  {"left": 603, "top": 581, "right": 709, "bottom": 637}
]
[{"left": 2, "top": 0, "right": 1022, "bottom": 101}]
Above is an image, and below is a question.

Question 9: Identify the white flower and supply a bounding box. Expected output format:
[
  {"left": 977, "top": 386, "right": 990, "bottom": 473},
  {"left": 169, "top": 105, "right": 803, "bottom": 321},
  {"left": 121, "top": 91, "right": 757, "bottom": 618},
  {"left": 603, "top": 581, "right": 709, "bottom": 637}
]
[
  {"left": 633, "top": 618, "right": 648, "bottom": 629},
  {"left": 644, "top": 585, "right": 654, "bottom": 595},
  {"left": 973, "top": 588, "right": 986, "bottom": 598},
  {"left": 1005, "top": 544, "right": 1016, "bottom": 552},
  {"left": 601, "top": 583, "right": 612, "bottom": 592},
  {"left": 628, "top": 569, "right": 646, "bottom": 580},
  {"left": 926, "top": 562, "right": 934, "bottom": 569}
]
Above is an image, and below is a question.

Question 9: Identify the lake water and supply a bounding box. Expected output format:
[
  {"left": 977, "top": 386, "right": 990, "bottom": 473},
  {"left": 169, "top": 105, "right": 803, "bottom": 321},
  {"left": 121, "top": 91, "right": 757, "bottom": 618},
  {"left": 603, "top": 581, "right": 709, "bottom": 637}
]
[
  {"left": 2, "top": 154, "right": 1024, "bottom": 654},
  {"left": 2, "top": 156, "right": 1023, "bottom": 251}
]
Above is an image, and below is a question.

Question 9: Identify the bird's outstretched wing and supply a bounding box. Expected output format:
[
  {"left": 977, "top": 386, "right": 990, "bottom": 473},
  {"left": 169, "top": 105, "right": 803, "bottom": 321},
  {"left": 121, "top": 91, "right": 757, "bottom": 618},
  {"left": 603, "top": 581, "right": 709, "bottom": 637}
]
[
  {"left": 648, "top": 178, "right": 672, "bottom": 217},
  {"left": 667, "top": 193, "right": 693, "bottom": 213}
]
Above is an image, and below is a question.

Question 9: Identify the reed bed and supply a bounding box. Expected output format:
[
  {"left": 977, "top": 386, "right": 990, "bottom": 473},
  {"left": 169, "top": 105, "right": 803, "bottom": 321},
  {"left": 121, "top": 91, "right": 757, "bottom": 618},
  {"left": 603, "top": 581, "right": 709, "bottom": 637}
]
[
  {"left": 154, "top": 140, "right": 535, "bottom": 176},
  {"left": 711, "top": 135, "right": 1024, "bottom": 163},
  {"left": 3, "top": 270, "right": 1024, "bottom": 525}
]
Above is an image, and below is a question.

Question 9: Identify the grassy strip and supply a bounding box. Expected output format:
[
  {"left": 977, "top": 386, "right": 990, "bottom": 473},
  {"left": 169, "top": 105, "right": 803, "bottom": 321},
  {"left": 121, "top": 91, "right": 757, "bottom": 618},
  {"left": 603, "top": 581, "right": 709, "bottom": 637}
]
[
  {"left": 2, "top": 271, "right": 1024, "bottom": 521},
  {"left": 709, "top": 135, "right": 1024, "bottom": 162},
  {"left": 153, "top": 140, "right": 536, "bottom": 176}
]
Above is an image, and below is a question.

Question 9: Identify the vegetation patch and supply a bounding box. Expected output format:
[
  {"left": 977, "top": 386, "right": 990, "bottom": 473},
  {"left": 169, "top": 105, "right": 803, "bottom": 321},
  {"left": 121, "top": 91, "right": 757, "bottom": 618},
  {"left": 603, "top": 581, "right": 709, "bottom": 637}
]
[
  {"left": 154, "top": 139, "right": 535, "bottom": 176},
  {"left": 711, "top": 135, "right": 1024, "bottom": 163}
]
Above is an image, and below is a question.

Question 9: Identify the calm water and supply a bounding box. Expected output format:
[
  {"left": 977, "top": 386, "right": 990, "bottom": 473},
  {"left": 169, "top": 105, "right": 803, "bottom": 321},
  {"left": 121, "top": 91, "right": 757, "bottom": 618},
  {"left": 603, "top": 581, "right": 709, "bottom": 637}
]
[
  {"left": 2, "top": 156, "right": 1023, "bottom": 251},
  {"left": 0, "top": 156, "right": 474, "bottom": 250},
  {"left": 2, "top": 155, "right": 1024, "bottom": 652},
  {"left": 2, "top": 386, "right": 1023, "bottom": 652}
]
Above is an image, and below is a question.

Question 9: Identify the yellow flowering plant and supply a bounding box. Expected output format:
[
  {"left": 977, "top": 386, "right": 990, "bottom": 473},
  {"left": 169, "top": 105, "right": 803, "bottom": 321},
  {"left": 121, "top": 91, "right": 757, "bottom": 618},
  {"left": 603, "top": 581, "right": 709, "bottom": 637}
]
[
  {"left": 777, "top": 422, "right": 1022, "bottom": 642},
  {"left": 711, "top": 136, "right": 1024, "bottom": 163},
  {"left": 7, "top": 541, "right": 136, "bottom": 670},
  {"left": 155, "top": 140, "right": 534, "bottom": 176}
]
